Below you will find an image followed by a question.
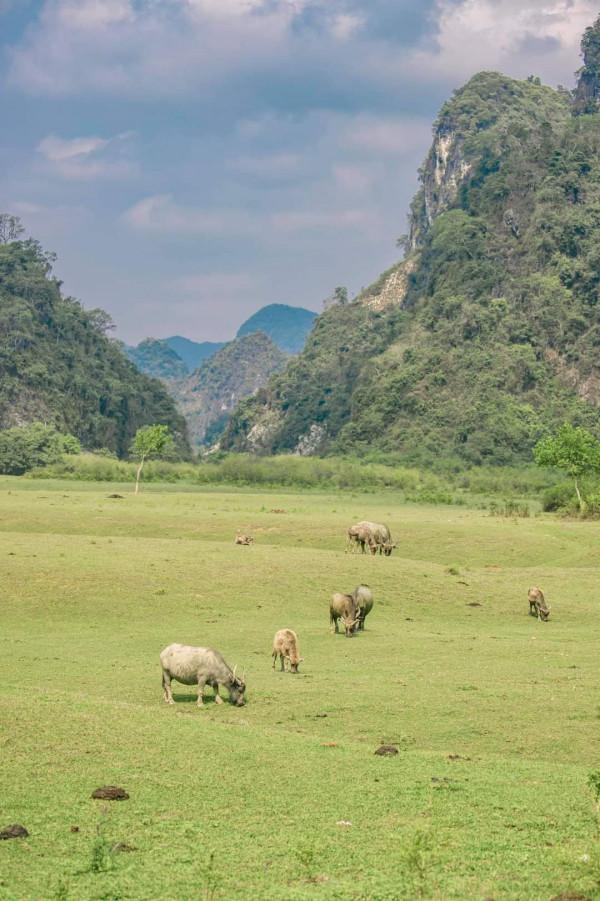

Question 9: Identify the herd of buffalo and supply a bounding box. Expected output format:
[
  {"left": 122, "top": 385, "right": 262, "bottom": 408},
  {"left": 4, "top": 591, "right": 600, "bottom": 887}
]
[{"left": 159, "top": 519, "right": 550, "bottom": 709}]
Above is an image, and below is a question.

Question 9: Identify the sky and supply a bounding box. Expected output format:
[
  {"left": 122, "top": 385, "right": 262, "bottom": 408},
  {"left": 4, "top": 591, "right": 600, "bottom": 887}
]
[{"left": 0, "top": 0, "right": 596, "bottom": 344}]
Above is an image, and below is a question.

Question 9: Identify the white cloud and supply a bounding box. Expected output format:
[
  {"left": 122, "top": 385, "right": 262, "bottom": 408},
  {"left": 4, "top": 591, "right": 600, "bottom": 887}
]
[
  {"left": 8, "top": 0, "right": 296, "bottom": 97},
  {"left": 329, "top": 13, "right": 364, "bottom": 41},
  {"left": 123, "top": 194, "right": 256, "bottom": 236},
  {"left": 347, "top": 115, "right": 432, "bottom": 156},
  {"left": 124, "top": 193, "right": 375, "bottom": 238},
  {"left": 37, "top": 134, "right": 109, "bottom": 161},
  {"left": 54, "top": 0, "right": 133, "bottom": 29},
  {"left": 411, "top": 0, "right": 597, "bottom": 84},
  {"left": 36, "top": 132, "right": 135, "bottom": 180},
  {"left": 228, "top": 153, "right": 302, "bottom": 179}
]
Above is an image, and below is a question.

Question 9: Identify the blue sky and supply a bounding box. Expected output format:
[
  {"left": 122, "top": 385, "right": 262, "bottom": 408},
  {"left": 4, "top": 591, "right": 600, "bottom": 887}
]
[{"left": 0, "top": 0, "right": 595, "bottom": 343}]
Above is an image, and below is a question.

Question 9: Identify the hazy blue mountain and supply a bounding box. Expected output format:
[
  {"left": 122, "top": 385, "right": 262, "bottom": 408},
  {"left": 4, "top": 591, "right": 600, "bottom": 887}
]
[
  {"left": 164, "top": 336, "right": 226, "bottom": 372},
  {"left": 236, "top": 304, "right": 317, "bottom": 354}
]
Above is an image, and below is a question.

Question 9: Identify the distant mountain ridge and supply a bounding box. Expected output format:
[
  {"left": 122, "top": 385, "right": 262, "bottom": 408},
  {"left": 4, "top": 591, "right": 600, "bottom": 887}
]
[
  {"left": 126, "top": 303, "right": 316, "bottom": 379},
  {"left": 236, "top": 304, "right": 317, "bottom": 354},
  {"left": 163, "top": 336, "right": 226, "bottom": 372}
]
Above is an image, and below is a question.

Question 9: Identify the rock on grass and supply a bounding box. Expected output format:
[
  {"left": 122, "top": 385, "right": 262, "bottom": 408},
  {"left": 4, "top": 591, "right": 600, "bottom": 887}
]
[
  {"left": 375, "top": 745, "right": 399, "bottom": 756},
  {"left": 91, "top": 786, "right": 129, "bottom": 801},
  {"left": 0, "top": 824, "right": 29, "bottom": 840}
]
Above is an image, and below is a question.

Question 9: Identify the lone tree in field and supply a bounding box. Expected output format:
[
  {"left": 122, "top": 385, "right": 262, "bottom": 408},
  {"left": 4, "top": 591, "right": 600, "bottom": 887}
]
[
  {"left": 130, "top": 424, "right": 172, "bottom": 494},
  {"left": 534, "top": 423, "right": 600, "bottom": 513}
]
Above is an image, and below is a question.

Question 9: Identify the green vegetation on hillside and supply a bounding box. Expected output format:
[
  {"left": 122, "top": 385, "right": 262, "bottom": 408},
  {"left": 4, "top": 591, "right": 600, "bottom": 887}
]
[
  {"left": 125, "top": 338, "right": 188, "bottom": 381},
  {"left": 0, "top": 232, "right": 190, "bottom": 457},
  {"left": 1, "top": 482, "right": 599, "bottom": 898},
  {"left": 175, "top": 332, "right": 288, "bottom": 446},
  {"left": 224, "top": 33, "right": 600, "bottom": 466}
]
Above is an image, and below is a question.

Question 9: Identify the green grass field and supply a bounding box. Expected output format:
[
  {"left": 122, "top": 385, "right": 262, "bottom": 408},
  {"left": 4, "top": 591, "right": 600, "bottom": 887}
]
[{"left": 1, "top": 478, "right": 599, "bottom": 900}]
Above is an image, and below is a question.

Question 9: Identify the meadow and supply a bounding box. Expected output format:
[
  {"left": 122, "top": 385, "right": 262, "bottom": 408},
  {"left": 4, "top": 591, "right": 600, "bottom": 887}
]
[{"left": 1, "top": 478, "right": 599, "bottom": 900}]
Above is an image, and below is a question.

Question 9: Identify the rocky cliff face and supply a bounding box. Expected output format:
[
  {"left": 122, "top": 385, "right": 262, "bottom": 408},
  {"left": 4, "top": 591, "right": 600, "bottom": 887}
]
[
  {"left": 574, "top": 15, "right": 600, "bottom": 114},
  {"left": 174, "top": 332, "right": 287, "bottom": 446}
]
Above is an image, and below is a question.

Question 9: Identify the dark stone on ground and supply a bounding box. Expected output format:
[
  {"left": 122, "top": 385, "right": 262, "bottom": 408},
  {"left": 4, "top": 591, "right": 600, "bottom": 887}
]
[
  {"left": 70, "top": 825, "right": 79, "bottom": 833},
  {"left": 91, "top": 786, "right": 129, "bottom": 801},
  {"left": 375, "top": 745, "right": 399, "bottom": 756},
  {"left": 467, "top": 602, "right": 483, "bottom": 607},
  {"left": 107, "top": 494, "right": 125, "bottom": 499},
  {"left": 0, "top": 824, "right": 29, "bottom": 840}
]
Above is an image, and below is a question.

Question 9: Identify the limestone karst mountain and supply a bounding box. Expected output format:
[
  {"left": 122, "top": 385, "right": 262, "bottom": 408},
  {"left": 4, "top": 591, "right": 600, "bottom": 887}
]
[
  {"left": 222, "top": 19, "right": 600, "bottom": 464},
  {"left": 174, "top": 332, "right": 287, "bottom": 447}
]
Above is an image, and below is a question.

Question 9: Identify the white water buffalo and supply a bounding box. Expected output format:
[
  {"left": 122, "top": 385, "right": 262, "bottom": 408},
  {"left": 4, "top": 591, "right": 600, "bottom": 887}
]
[
  {"left": 347, "top": 521, "right": 395, "bottom": 556},
  {"left": 528, "top": 587, "right": 550, "bottom": 622},
  {"left": 330, "top": 592, "right": 359, "bottom": 637},
  {"left": 352, "top": 584, "right": 374, "bottom": 631},
  {"left": 160, "top": 643, "right": 247, "bottom": 707},
  {"left": 272, "top": 629, "right": 303, "bottom": 673}
]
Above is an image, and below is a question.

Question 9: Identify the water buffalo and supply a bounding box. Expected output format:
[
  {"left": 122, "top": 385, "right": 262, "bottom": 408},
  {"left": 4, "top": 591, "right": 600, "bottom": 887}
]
[
  {"left": 272, "top": 629, "right": 303, "bottom": 673},
  {"left": 330, "top": 592, "right": 359, "bottom": 637},
  {"left": 160, "top": 643, "right": 247, "bottom": 707},
  {"left": 352, "top": 584, "right": 374, "bottom": 631},
  {"left": 346, "top": 524, "right": 375, "bottom": 555},
  {"left": 528, "top": 587, "right": 550, "bottom": 622},
  {"left": 348, "top": 521, "right": 395, "bottom": 556}
]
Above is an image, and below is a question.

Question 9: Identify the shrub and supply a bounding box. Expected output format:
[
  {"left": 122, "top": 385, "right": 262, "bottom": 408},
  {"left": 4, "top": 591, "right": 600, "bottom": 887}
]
[{"left": 0, "top": 423, "right": 80, "bottom": 475}]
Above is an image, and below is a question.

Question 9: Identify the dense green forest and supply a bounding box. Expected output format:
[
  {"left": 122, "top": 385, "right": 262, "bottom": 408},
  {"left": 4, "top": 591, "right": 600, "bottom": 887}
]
[
  {"left": 223, "top": 21, "right": 600, "bottom": 466},
  {"left": 0, "top": 235, "right": 190, "bottom": 457}
]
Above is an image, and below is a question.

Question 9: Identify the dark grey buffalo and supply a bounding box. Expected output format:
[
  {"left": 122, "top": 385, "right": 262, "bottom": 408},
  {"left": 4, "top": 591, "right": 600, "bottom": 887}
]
[
  {"left": 160, "top": 643, "right": 246, "bottom": 707},
  {"left": 352, "top": 584, "right": 374, "bottom": 631}
]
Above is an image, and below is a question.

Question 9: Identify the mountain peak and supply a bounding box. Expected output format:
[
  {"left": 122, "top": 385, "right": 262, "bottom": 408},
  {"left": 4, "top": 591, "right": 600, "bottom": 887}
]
[{"left": 574, "top": 14, "right": 600, "bottom": 115}]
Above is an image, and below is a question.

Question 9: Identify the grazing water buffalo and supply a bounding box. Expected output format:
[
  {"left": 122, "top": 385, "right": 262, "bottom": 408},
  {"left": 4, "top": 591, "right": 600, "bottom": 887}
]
[
  {"left": 272, "top": 629, "right": 303, "bottom": 673},
  {"left": 330, "top": 592, "right": 359, "bottom": 637},
  {"left": 347, "top": 521, "right": 395, "bottom": 556},
  {"left": 352, "top": 584, "right": 374, "bottom": 631},
  {"left": 346, "top": 523, "right": 375, "bottom": 555},
  {"left": 160, "top": 643, "right": 246, "bottom": 707},
  {"left": 528, "top": 587, "right": 550, "bottom": 622}
]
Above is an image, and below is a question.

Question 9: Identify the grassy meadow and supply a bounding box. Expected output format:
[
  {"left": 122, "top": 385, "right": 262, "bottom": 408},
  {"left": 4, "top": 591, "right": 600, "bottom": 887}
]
[{"left": 1, "top": 478, "right": 599, "bottom": 900}]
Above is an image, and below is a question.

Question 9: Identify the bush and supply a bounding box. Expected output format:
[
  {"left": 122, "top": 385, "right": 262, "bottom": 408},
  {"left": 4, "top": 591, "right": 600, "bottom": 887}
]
[
  {"left": 0, "top": 423, "right": 80, "bottom": 475},
  {"left": 542, "top": 482, "right": 576, "bottom": 512}
]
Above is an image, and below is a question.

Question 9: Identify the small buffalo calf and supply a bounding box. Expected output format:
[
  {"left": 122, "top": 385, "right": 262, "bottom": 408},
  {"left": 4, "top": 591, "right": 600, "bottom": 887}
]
[
  {"left": 272, "top": 629, "right": 303, "bottom": 673},
  {"left": 528, "top": 586, "right": 550, "bottom": 622}
]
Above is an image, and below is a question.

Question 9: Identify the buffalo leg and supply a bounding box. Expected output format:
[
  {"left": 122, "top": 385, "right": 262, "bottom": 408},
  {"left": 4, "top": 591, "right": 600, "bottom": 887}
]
[
  {"left": 197, "top": 676, "right": 207, "bottom": 707},
  {"left": 212, "top": 680, "right": 223, "bottom": 704},
  {"left": 162, "top": 670, "right": 174, "bottom": 704},
  {"left": 280, "top": 653, "right": 285, "bottom": 672},
  {"left": 272, "top": 651, "right": 277, "bottom": 669}
]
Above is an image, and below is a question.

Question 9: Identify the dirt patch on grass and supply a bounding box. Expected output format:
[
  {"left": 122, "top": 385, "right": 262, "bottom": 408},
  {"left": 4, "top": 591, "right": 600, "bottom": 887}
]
[{"left": 375, "top": 745, "right": 398, "bottom": 756}]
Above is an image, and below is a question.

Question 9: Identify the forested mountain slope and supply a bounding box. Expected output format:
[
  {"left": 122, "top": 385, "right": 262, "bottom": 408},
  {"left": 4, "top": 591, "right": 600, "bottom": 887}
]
[
  {"left": 174, "top": 332, "right": 287, "bottom": 446},
  {"left": 223, "top": 22, "right": 600, "bottom": 466},
  {"left": 0, "top": 238, "right": 190, "bottom": 457}
]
